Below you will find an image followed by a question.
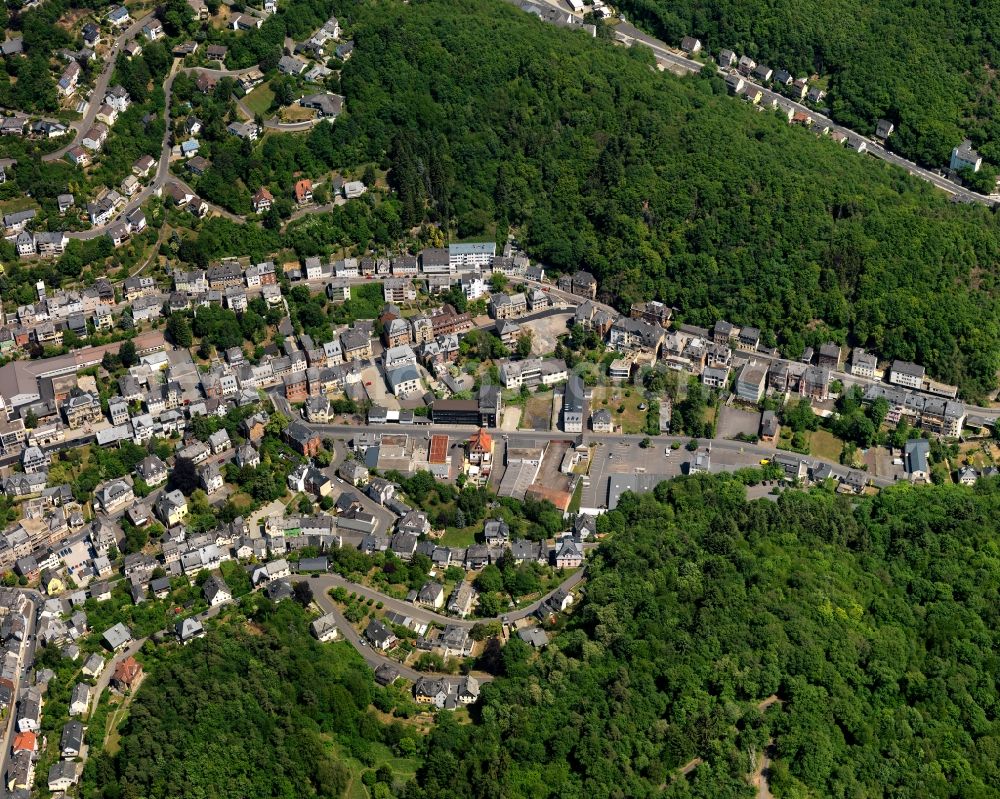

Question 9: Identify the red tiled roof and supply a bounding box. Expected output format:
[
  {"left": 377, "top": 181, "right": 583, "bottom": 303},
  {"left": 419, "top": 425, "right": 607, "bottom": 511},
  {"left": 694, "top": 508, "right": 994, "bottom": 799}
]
[
  {"left": 428, "top": 434, "right": 448, "bottom": 464},
  {"left": 468, "top": 428, "right": 492, "bottom": 452},
  {"left": 113, "top": 655, "right": 142, "bottom": 687}
]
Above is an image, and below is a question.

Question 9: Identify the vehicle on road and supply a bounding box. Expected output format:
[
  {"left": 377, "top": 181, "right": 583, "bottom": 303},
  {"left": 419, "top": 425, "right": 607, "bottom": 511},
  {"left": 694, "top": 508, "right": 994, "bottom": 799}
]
[
  {"left": 665, "top": 448, "right": 670, "bottom": 456},
  {"left": 759, "top": 459, "right": 770, "bottom": 465}
]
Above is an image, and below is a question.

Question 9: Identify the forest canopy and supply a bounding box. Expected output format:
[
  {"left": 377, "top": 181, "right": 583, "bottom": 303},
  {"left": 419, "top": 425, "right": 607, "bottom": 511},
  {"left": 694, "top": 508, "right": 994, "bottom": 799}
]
[
  {"left": 615, "top": 0, "right": 1000, "bottom": 170},
  {"left": 409, "top": 475, "right": 1000, "bottom": 799},
  {"left": 87, "top": 601, "right": 414, "bottom": 799},
  {"left": 327, "top": 0, "right": 1000, "bottom": 399},
  {"left": 98, "top": 475, "right": 1000, "bottom": 799}
]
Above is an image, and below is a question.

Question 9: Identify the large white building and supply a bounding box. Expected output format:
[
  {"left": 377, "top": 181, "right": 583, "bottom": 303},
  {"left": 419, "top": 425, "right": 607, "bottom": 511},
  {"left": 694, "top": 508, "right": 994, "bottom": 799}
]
[
  {"left": 449, "top": 242, "right": 495, "bottom": 270},
  {"left": 498, "top": 358, "right": 568, "bottom": 389}
]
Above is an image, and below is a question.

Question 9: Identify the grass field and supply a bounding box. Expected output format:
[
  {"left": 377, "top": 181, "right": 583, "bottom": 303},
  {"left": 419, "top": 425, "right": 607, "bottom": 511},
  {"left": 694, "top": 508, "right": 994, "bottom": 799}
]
[
  {"left": 519, "top": 391, "right": 553, "bottom": 430},
  {"left": 810, "top": 429, "right": 846, "bottom": 461},
  {"left": 0, "top": 197, "right": 38, "bottom": 214},
  {"left": 244, "top": 82, "right": 275, "bottom": 116},
  {"left": 329, "top": 738, "right": 421, "bottom": 799},
  {"left": 279, "top": 104, "right": 316, "bottom": 122},
  {"left": 438, "top": 526, "right": 478, "bottom": 548},
  {"left": 591, "top": 386, "right": 647, "bottom": 434}
]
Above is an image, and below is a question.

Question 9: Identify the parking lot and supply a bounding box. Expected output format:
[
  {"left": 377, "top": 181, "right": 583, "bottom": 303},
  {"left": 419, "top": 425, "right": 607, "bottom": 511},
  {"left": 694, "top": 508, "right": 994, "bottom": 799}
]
[
  {"left": 579, "top": 441, "right": 686, "bottom": 511},
  {"left": 578, "top": 439, "right": 784, "bottom": 512},
  {"left": 716, "top": 405, "right": 761, "bottom": 439}
]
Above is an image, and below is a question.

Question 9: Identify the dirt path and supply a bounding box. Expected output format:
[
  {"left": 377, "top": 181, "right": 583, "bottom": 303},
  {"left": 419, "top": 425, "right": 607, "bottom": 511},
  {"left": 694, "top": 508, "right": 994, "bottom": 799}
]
[
  {"left": 751, "top": 695, "right": 783, "bottom": 798},
  {"left": 752, "top": 741, "right": 776, "bottom": 799}
]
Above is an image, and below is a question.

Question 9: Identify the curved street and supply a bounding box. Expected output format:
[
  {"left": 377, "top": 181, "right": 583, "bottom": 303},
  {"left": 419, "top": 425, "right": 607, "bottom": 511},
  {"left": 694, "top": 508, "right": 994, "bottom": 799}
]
[
  {"left": 312, "top": 583, "right": 496, "bottom": 684},
  {"left": 521, "top": 0, "right": 996, "bottom": 206},
  {"left": 42, "top": 13, "right": 157, "bottom": 164},
  {"left": 310, "top": 567, "right": 586, "bottom": 632}
]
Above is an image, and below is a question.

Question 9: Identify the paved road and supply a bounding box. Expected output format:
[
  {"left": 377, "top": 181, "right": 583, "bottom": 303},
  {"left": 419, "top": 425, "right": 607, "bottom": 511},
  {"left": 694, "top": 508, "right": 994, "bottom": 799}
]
[
  {"left": 519, "top": 273, "right": 1000, "bottom": 420},
  {"left": 311, "top": 567, "right": 586, "bottom": 632},
  {"left": 59, "top": 58, "right": 245, "bottom": 241},
  {"left": 42, "top": 13, "right": 157, "bottom": 164},
  {"left": 88, "top": 638, "right": 144, "bottom": 717},
  {"left": 309, "top": 421, "right": 896, "bottom": 488},
  {"left": 191, "top": 67, "right": 320, "bottom": 132},
  {"left": 521, "top": 0, "right": 996, "bottom": 206},
  {"left": 312, "top": 587, "right": 440, "bottom": 682},
  {"left": 0, "top": 591, "right": 40, "bottom": 799}
]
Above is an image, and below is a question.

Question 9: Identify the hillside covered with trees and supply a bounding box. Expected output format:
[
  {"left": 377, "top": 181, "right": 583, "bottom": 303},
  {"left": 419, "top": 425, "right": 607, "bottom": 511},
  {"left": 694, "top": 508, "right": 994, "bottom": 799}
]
[
  {"left": 85, "top": 601, "right": 420, "bottom": 799},
  {"left": 327, "top": 0, "right": 1000, "bottom": 399},
  {"left": 616, "top": 0, "right": 1000, "bottom": 171},
  {"left": 411, "top": 476, "right": 1000, "bottom": 798},
  {"left": 96, "top": 476, "right": 1000, "bottom": 799}
]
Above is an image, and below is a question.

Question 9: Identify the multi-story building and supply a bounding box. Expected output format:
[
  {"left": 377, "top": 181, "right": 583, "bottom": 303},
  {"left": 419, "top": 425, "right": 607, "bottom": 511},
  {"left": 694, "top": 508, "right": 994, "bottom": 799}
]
[
  {"left": 383, "top": 278, "right": 416, "bottom": 304},
  {"left": 800, "top": 366, "right": 830, "bottom": 401},
  {"left": 734, "top": 361, "right": 768, "bottom": 403},
  {"left": 889, "top": 360, "right": 925, "bottom": 389},
  {"left": 498, "top": 358, "right": 568, "bottom": 389},
  {"left": 920, "top": 399, "right": 965, "bottom": 438},
  {"left": 62, "top": 392, "right": 102, "bottom": 429},
  {"left": 850, "top": 348, "right": 879, "bottom": 379},
  {"left": 448, "top": 242, "right": 495, "bottom": 270},
  {"left": 420, "top": 248, "right": 451, "bottom": 275}
]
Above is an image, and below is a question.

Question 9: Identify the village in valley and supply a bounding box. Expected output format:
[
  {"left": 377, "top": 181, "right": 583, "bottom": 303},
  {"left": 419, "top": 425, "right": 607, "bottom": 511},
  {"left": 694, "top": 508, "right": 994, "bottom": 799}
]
[
  {"left": 0, "top": 0, "right": 998, "bottom": 795},
  {"left": 0, "top": 231, "right": 989, "bottom": 794}
]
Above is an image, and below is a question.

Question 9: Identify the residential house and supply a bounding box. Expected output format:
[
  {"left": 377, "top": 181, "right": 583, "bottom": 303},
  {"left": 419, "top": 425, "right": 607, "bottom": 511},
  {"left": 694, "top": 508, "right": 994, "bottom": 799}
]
[
  {"left": 252, "top": 187, "right": 273, "bottom": 214},
  {"left": 850, "top": 348, "right": 879, "bottom": 379},
  {"left": 680, "top": 36, "right": 701, "bottom": 53},
  {"left": 889, "top": 360, "right": 925, "bottom": 389},
  {"left": 817, "top": 342, "right": 841, "bottom": 369},
  {"left": 69, "top": 682, "right": 91, "bottom": 716},
  {"left": 203, "top": 575, "right": 231, "bottom": 606},
  {"left": 294, "top": 178, "right": 313, "bottom": 205},
  {"left": 417, "top": 582, "right": 445, "bottom": 610},
  {"left": 111, "top": 655, "right": 142, "bottom": 691},
  {"left": 951, "top": 139, "right": 982, "bottom": 173},
  {"left": 800, "top": 367, "right": 830, "bottom": 401},
  {"left": 285, "top": 421, "right": 322, "bottom": 457},
  {"left": 102, "top": 622, "right": 132, "bottom": 651},
  {"left": 310, "top": 613, "right": 340, "bottom": 642},
  {"left": 299, "top": 93, "right": 343, "bottom": 118},
  {"left": 903, "top": 438, "right": 931, "bottom": 483},
  {"left": 364, "top": 618, "right": 397, "bottom": 651}
]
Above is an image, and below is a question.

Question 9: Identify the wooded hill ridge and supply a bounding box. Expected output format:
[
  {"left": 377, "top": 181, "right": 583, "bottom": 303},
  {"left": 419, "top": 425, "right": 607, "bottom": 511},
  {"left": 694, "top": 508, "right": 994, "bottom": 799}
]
[
  {"left": 326, "top": 0, "right": 1000, "bottom": 399},
  {"left": 96, "top": 475, "right": 1000, "bottom": 799},
  {"left": 616, "top": 0, "right": 1000, "bottom": 172},
  {"left": 411, "top": 475, "right": 1000, "bottom": 798}
]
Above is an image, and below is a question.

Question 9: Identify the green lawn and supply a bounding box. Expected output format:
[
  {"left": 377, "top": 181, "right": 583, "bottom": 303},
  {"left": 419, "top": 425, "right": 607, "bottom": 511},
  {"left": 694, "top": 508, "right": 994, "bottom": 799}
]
[
  {"left": 810, "top": 429, "right": 846, "bottom": 461},
  {"left": 568, "top": 480, "right": 583, "bottom": 513},
  {"left": 244, "top": 82, "right": 275, "bottom": 116},
  {"left": 329, "top": 738, "right": 421, "bottom": 799},
  {"left": 438, "top": 526, "right": 478, "bottom": 548},
  {"left": 591, "top": 386, "right": 647, "bottom": 434}
]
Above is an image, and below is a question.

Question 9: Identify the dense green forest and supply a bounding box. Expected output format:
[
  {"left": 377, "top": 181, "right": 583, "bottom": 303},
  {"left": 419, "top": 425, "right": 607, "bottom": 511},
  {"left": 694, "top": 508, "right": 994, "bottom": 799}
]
[
  {"left": 324, "top": 0, "right": 1000, "bottom": 399},
  {"left": 616, "top": 0, "right": 1000, "bottom": 170},
  {"left": 98, "top": 476, "right": 1000, "bottom": 798},
  {"left": 409, "top": 476, "right": 1000, "bottom": 798},
  {"left": 86, "top": 600, "right": 421, "bottom": 799}
]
